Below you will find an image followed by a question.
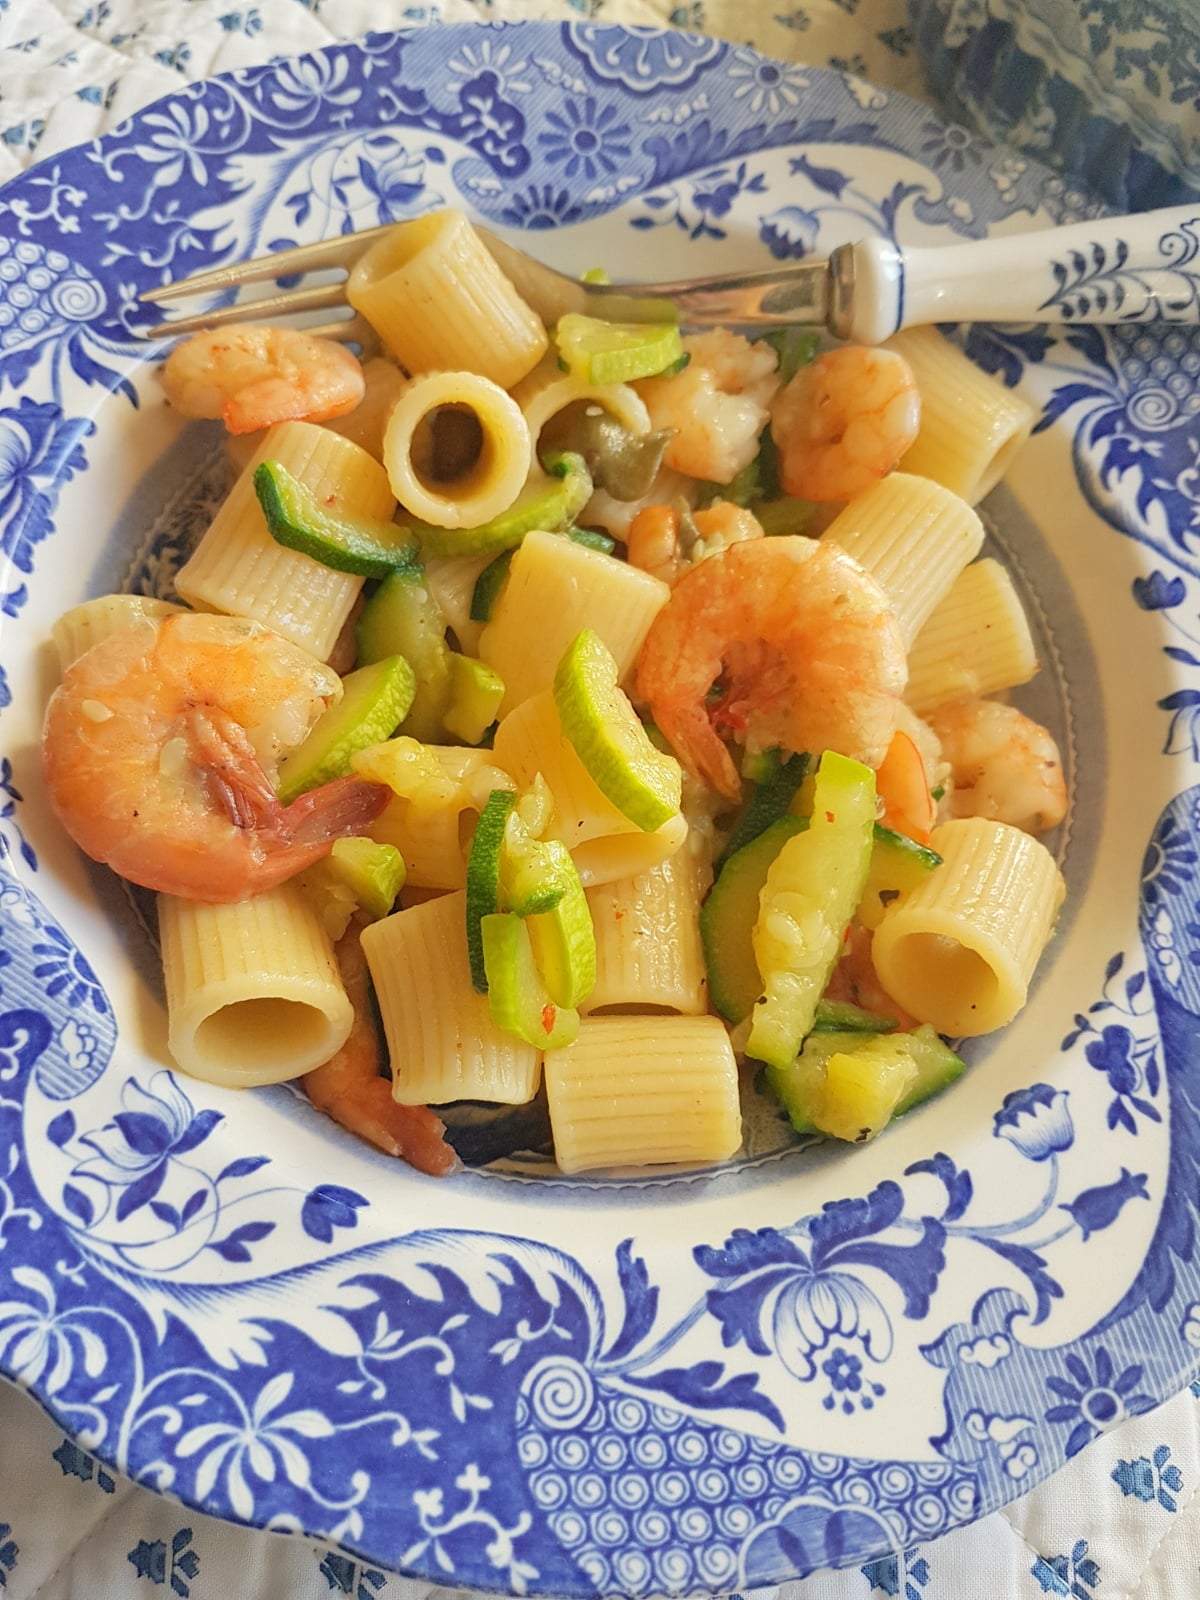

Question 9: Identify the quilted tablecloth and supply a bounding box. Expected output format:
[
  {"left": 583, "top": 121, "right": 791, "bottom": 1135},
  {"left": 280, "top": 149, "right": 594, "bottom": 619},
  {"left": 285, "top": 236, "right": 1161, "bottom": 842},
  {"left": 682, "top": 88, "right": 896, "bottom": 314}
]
[{"left": 1, "top": 2, "right": 1199, "bottom": 1597}]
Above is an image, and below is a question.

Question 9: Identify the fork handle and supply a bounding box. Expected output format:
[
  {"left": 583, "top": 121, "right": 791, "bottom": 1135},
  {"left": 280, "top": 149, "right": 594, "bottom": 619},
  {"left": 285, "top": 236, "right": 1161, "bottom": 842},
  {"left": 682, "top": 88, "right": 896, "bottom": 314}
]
[{"left": 837, "top": 203, "right": 1200, "bottom": 343}]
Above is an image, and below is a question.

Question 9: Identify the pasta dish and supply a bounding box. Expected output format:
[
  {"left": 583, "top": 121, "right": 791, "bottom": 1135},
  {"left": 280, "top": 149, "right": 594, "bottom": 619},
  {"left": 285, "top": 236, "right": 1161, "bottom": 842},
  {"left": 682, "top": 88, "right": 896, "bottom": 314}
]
[{"left": 40, "top": 208, "right": 1067, "bottom": 1178}]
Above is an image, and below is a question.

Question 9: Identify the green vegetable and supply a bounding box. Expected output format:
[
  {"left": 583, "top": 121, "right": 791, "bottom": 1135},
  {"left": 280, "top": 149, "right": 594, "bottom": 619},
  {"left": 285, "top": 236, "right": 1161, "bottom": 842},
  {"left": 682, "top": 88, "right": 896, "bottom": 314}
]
[
  {"left": 276, "top": 656, "right": 415, "bottom": 804},
  {"left": 554, "top": 628, "right": 682, "bottom": 832},
  {"left": 443, "top": 654, "right": 504, "bottom": 745},
  {"left": 481, "top": 912, "right": 580, "bottom": 1049},
  {"left": 554, "top": 313, "right": 683, "bottom": 385},
  {"left": 701, "top": 817, "right": 805, "bottom": 1024},
  {"left": 810, "top": 998, "right": 899, "bottom": 1033},
  {"left": 763, "top": 327, "right": 821, "bottom": 385},
  {"left": 465, "top": 788, "right": 516, "bottom": 991},
  {"left": 766, "top": 1024, "right": 965, "bottom": 1141},
  {"left": 527, "top": 870, "right": 596, "bottom": 1009},
  {"left": 858, "top": 825, "right": 943, "bottom": 930},
  {"left": 327, "top": 837, "right": 406, "bottom": 921},
  {"left": 745, "top": 750, "right": 876, "bottom": 1069},
  {"left": 254, "top": 460, "right": 418, "bottom": 578},
  {"left": 356, "top": 568, "right": 451, "bottom": 742},
  {"left": 716, "top": 749, "right": 811, "bottom": 871},
  {"left": 413, "top": 452, "right": 593, "bottom": 560},
  {"left": 755, "top": 497, "right": 817, "bottom": 538}
]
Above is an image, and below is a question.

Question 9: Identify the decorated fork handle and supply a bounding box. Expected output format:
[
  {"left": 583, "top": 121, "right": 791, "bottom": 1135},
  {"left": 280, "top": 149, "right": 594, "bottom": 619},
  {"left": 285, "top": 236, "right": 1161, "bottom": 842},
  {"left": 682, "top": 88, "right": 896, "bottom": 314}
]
[{"left": 836, "top": 204, "right": 1200, "bottom": 343}]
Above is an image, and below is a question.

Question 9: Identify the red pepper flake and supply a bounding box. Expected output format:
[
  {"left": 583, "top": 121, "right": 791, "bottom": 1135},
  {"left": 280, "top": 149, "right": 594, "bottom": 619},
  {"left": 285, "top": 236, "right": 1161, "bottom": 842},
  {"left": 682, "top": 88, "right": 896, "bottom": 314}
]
[
  {"left": 541, "top": 1004, "right": 557, "bottom": 1035},
  {"left": 825, "top": 810, "right": 835, "bottom": 823},
  {"left": 324, "top": 494, "right": 338, "bottom": 506}
]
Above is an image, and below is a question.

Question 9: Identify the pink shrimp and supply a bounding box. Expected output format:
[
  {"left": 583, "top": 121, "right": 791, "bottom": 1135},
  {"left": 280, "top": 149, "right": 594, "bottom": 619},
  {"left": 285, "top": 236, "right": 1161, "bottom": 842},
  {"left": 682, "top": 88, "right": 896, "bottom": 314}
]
[
  {"left": 42, "top": 611, "right": 388, "bottom": 901},
  {"left": 927, "top": 696, "right": 1067, "bottom": 834},
  {"left": 770, "top": 346, "right": 920, "bottom": 502},
  {"left": 161, "top": 325, "right": 365, "bottom": 435},
  {"left": 304, "top": 918, "right": 460, "bottom": 1176},
  {"left": 636, "top": 535, "right": 907, "bottom": 803}
]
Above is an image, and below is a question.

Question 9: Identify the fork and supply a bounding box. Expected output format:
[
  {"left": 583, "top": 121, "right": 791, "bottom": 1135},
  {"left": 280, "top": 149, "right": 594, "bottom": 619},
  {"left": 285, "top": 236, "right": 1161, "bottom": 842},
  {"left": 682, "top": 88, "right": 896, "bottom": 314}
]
[{"left": 140, "top": 204, "right": 1200, "bottom": 346}]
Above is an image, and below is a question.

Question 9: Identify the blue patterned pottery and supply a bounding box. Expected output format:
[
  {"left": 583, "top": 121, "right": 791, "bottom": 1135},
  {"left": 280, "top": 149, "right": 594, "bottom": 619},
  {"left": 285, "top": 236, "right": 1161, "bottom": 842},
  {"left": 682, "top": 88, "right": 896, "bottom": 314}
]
[
  {"left": 2, "top": 20, "right": 1200, "bottom": 1594},
  {"left": 908, "top": 0, "right": 1200, "bottom": 210}
]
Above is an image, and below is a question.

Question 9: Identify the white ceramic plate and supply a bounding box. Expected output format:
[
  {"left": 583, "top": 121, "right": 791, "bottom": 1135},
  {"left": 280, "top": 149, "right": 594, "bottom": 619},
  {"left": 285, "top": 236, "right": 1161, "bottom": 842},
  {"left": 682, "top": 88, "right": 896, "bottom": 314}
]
[{"left": 1, "top": 22, "right": 1198, "bottom": 1593}]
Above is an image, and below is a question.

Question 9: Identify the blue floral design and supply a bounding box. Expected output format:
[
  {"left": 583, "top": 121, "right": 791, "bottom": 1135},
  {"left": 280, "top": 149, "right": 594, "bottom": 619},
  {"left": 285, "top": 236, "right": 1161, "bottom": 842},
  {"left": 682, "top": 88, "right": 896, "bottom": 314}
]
[
  {"left": 1060, "top": 1168, "right": 1150, "bottom": 1240},
  {"left": 862, "top": 1549, "right": 930, "bottom": 1598},
  {"left": 127, "top": 1529, "right": 200, "bottom": 1595},
  {"left": 1134, "top": 571, "right": 1187, "bottom": 610},
  {"left": 758, "top": 205, "right": 820, "bottom": 259},
  {"left": 52, "top": 1435, "right": 116, "bottom": 1492},
  {"left": 993, "top": 1085, "right": 1074, "bottom": 1161},
  {"left": 70, "top": 1073, "right": 222, "bottom": 1224},
  {"left": 919, "top": 118, "right": 984, "bottom": 173},
  {"left": 355, "top": 144, "right": 426, "bottom": 222},
  {"left": 538, "top": 96, "right": 632, "bottom": 182},
  {"left": 1044, "top": 1349, "right": 1156, "bottom": 1457},
  {"left": 30, "top": 926, "right": 107, "bottom": 1016},
  {"left": 0, "top": 1524, "right": 16, "bottom": 1591},
  {"left": 498, "top": 184, "right": 583, "bottom": 230},
  {"left": 318, "top": 1551, "right": 389, "bottom": 1595},
  {"left": 1031, "top": 1538, "right": 1100, "bottom": 1597},
  {"left": 1112, "top": 1443, "right": 1183, "bottom": 1510},
  {"left": 0, "top": 397, "right": 92, "bottom": 588}
]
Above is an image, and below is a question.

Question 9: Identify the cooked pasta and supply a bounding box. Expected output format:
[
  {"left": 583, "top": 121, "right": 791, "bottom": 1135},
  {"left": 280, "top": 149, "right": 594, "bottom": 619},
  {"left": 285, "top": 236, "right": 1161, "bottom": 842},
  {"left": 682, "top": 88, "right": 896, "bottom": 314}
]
[
  {"left": 362, "top": 890, "right": 541, "bottom": 1106},
  {"left": 158, "top": 884, "right": 353, "bottom": 1087},
  {"left": 512, "top": 355, "right": 651, "bottom": 455},
  {"left": 362, "top": 743, "right": 514, "bottom": 890},
  {"left": 347, "top": 209, "right": 548, "bottom": 389},
  {"left": 175, "top": 420, "right": 394, "bottom": 660},
  {"left": 886, "top": 326, "right": 1036, "bottom": 505},
  {"left": 382, "top": 370, "right": 532, "bottom": 528},
  {"left": 823, "top": 472, "right": 985, "bottom": 648},
  {"left": 544, "top": 1015, "right": 742, "bottom": 1173},
  {"left": 583, "top": 845, "right": 710, "bottom": 1015},
  {"left": 323, "top": 355, "right": 408, "bottom": 461},
  {"left": 870, "top": 817, "right": 1065, "bottom": 1036},
  {"left": 480, "top": 529, "right": 669, "bottom": 717},
  {"left": 492, "top": 690, "right": 688, "bottom": 887},
  {"left": 52, "top": 593, "right": 182, "bottom": 672},
  {"left": 905, "top": 557, "right": 1039, "bottom": 714}
]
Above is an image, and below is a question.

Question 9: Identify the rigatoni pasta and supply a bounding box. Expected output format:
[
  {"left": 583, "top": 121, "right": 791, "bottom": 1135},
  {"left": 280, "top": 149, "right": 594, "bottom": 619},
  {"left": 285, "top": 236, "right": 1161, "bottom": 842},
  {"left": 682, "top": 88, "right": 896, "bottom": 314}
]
[
  {"left": 175, "top": 420, "right": 394, "bottom": 661},
  {"left": 362, "top": 890, "right": 541, "bottom": 1106},
  {"left": 382, "top": 371, "right": 531, "bottom": 528},
  {"left": 905, "top": 557, "right": 1039, "bottom": 714},
  {"left": 158, "top": 884, "right": 353, "bottom": 1086},
  {"left": 583, "top": 844, "right": 710, "bottom": 1015}
]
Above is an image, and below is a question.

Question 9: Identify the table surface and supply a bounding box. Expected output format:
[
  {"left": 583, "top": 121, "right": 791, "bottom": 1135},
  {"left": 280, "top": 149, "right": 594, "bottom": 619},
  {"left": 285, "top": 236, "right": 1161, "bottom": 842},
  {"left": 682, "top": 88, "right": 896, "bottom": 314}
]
[{"left": 2, "top": 2, "right": 1200, "bottom": 1597}]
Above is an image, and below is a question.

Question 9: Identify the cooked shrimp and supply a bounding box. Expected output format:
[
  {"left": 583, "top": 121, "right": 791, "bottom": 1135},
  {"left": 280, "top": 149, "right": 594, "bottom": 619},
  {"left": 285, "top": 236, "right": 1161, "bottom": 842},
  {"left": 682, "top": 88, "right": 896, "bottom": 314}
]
[
  {"left": 875, "top": 728, "right": 935, "bottom": 844},
  {"left": 927, "top": 696, "right": 1067, "bottom": 834},
  {"left": 42, "top": 611, "right": 389, "bottom": 901},
  {"left": 582, "top": 465, "right": 694, "bottom": 543},
  {"left": 636, "top": 331, "right": 779, "bottom": 484},
  {"left": 770, "top": 346, "right": 919, "bottom": 502},
  {"left": 304, "top": 918, "right": 459, "bottom": 1176},
  {"left": 161, "top": 325, "right": 365, "bottom": 435},
  {"left": 627, "top": 501, "right": 764, "bottom": 587},
  {"left": 636, "top": 535, "right": 907, "bottom": 803}
]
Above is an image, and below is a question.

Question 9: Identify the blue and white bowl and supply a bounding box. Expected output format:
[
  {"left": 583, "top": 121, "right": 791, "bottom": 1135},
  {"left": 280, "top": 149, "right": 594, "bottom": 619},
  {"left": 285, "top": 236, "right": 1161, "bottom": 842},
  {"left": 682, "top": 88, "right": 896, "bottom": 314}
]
[{"left": 909, "top": 0, "right": 1200, "bottom": 210}]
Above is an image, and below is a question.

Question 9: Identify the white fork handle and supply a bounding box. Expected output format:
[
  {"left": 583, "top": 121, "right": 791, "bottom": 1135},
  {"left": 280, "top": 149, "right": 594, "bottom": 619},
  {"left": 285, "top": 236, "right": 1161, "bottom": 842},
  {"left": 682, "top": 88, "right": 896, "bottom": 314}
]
[{"left": 840, "top": 204, "right": 1200, "bottom": 344}]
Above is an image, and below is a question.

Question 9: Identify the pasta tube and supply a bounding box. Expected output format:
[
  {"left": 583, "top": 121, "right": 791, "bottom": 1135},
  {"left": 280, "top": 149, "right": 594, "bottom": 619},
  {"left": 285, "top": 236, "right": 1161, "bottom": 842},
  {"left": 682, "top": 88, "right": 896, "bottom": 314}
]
[
  {"left": 360, "top": 742, "right": 514, "bottom": 890},
  {"left": 544, "top": 1015, "right": 742, "bottom": 1173},
  {"left": 870, "top": 817, "right": 1065, "bottom": 1036},
  {"left": 52, "top": 594, "right": 181, "bottom": 673},
  {"left": 175, "top": 421, "right": 395, "bottom": 661},
  {"left": 158, "top": 884, "right": 352, "bottom": 1087},
  {"left": 823, "top": 472, "right": 984, "bottom": 648},
  {"left": 362, "top": 890, "right": 541, "bottom": 1106},
  {"left": 583, "top": 844, "right": 710, "bottom": 1015},
  {"left": 480, "top": 529, "right": 669, "bottom": 717},
  {"left": 347, "top": 210, "right": 548, "bottom": 389},
  {"left": 493, "top": 691, "right": 687, "bottom": 887},
  {"left": 886, "top": 326, "right": 1036, "bottom": 505},
  {"left": 512, "top": 355, "right": 651, "bottom": 455},
  {"left": 382, "top": 370, "right": 532, "bottom": 529},
  {"left": 905, "top": 558, "right": 1039, "bottom": 714},
  {"left": 322, "top": 355, "right": 408, "bottom": 462}
]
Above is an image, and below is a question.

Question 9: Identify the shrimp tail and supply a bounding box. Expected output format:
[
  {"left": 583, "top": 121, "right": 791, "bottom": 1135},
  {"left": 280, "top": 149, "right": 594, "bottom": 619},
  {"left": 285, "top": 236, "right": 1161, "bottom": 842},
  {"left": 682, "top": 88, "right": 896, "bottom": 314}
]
[{"left": 281, "top": 774, "right": 391, "bottom": 845}]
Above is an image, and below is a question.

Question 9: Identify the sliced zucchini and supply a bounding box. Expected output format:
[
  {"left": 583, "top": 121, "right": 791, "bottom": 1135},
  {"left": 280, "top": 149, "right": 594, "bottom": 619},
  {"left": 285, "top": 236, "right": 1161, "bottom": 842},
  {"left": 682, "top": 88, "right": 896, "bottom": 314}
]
[
  {"left": 356, "top": 568, "right": 451, "bottom": 743},
  {"left": 276, "top": 655, "right": 415, "bottom": 804},
  {"left": 857, "top": 824, "right": 944, "bottom": 930},
  {"left": 413, "top": 451, "right": 593, "bottom": 560},
  {"left": 701, "top": 816, "right": 805, "bottom": 1024},
  {"left": 443, "top": 654, "right": 504, "bottom": 746},
  {"left": 328, "top": 837, "right": 406, "bottom": 921},
  {"left": 766, "top": 1024, "right": 966, "bottom": 1141},
  {"left": 254, "top": 460, "right": 418, "bottom": 577},
  {"left": 554, "top": 313, "right": 683, "bottom": 385}
]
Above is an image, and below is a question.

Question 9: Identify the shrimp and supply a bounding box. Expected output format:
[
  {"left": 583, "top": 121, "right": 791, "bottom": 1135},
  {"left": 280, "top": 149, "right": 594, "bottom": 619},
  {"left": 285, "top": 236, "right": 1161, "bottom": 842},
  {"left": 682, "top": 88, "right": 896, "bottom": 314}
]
[
  {"left": 824, "top": 923, "right": 919, "bottom": 1031},
  {"left": 304, "top": 918, "right": 459, "bottom": 1176},
  {"left": 42, "top": 611, "right": 389, "bottom": 901},
  {"left": 927, "top": 696, "right": 1067, "bottom": 834},
  {"left": 626, "top": 500, "right": 764, "bottom": 587},
  {"left": 161, "top": 325, "right": 365, "bottom": 435},
  {"left": 636, "top": 535, "right": 907, "bottom": 803},
  {"left": 770, "top": 346, "right": 920, "bottom": 503},
  {"left": 636, "top": 331, "right": 780, "bottom": 484},
  {"left": 875, "top": 728, "right": 936, "bottom": 844}
]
